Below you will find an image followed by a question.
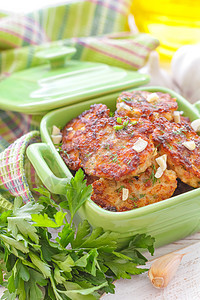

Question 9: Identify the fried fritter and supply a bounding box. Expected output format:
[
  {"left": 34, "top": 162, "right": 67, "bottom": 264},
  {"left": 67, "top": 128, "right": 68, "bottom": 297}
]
[
  {"left": 153, "top": 117, "right": 200, "bottom": 188},
  {"left": 116, "top": 91, "right": 178, "bottom": 121},
  {"left": 180, "top": 116, "right": 191, "bottom": 123},
  {"left": 61, "top": 104, "right": 110, "bottom": 170},
  {"left": 91, "top": 166, "right": 177, "bottom": 212},
  {"left": 85, "top": 175, "right": 99, "bottom": 186},
  {"left": 76, "top": 116, "right": 156, "bottom": 180}
]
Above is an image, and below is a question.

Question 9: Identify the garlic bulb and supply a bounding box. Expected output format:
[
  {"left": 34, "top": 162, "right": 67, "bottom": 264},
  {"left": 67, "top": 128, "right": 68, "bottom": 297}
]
[
  {"left": 171, "top": 44, "right": 200, "bottom": 103},
  {"left": 148, "top": 252, "right": 184, "bottom": 289},
  {"left": 139, "top": 51, "right": 175, "bottom": 89}
]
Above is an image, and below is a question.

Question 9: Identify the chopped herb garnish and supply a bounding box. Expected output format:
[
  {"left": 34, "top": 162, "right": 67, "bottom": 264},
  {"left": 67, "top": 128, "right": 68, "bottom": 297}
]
[
  {"left": 167, "top": 143, "right": 173, "bottom": 150},
  {"left": 131, "top": 121, "right": 138, "bottom": 125},
  {"left": 103, "top": 143, "right": 110, "bottom": 150},
  {"left": 172, "top": 128, "right": 187, "bottom": 136},
  {"left": 86, "top": 152, "right": 92, "bottom": 157},
  {"left": 139, "top": 194, "right": 146, "bottom": 198},
  {"left": 121, "top": 97, "right": 130, "bottom": 102},
  {"left": 155, "top": 143, "right": 161, "bottom": 148},
  {"left": 63, "top": 151, "right": 70, "bottom": 159},
  {"left": 110, "top": 153, "right": 121, "bottom": 166},
  {"left": 109, "top": 111, "right": 114, "bottom": 117},
  {"left": 129, "top": 197, "right": 138, "bottom": 207},
  {"left": 114, "top": 124, "right": 124, "bottom": 131},
  {"left": 145, "top": 164, "right": 157, "bottom": 185},
  {"left": 111, "top": 154, "right": 118, "bottom": 163},
  {"left": 116, "top": 185, "right": 125, "bottom": 193},
  {"left": 123, "top": 120, "right": 129, "bottom": 127},
  {"left": 55, "top": 143, "right": 62, "bottom": 152},
  {"left": 129, "top": 196, "right": 138, "bottom": 202},
  {"left": 117, "top": 117, "right": 122, "bottom": 124},
  {"left": 114, "top": 120, "right": 130, "bottom": 131}
]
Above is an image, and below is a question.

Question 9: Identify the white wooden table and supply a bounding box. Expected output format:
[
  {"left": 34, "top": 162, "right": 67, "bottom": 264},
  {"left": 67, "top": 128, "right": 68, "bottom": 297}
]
[
  {"left": 1, "top": 232, "right": 200, "bottom": 299},
  {"left": 102, "top": 232, "right": 200, "bottom": 299}
]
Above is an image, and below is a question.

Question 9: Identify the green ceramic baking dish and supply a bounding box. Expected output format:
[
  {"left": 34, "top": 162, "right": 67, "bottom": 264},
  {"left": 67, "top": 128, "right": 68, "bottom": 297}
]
[{"left": 27, "top": 86, "right": 200, "bottom": 248}]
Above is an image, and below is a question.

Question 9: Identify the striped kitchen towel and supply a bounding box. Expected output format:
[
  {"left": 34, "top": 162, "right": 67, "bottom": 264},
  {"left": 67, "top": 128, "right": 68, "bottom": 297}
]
[
  {"left": 0, "top": 131, "right": 41, "bottom": 205},
  {"left": 0, "top": 0, "right": 159, "bottom": 204}
]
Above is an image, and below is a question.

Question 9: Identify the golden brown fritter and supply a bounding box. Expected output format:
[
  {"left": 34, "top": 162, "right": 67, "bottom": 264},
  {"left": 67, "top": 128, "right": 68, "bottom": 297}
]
[
  {"left": 84, "top": 175, "right": 99, "bottom": 186},
  {"left": 61, "top": 104, "right": 110, "bottom": 170},
  {"left": 91, "top": 166, "right": 177, "bottom": 212},
  {"left": 180, "top": 116, "right": 191, "bottom": 123},
  {"left": 153, "top": 117, "right": 200, "bottom": 188},
  {"left": 116, "top": 91, "right": 178, "bottom": 121},
  {"left": 76, "top": 116, "right": 156, "bottom": 180}
]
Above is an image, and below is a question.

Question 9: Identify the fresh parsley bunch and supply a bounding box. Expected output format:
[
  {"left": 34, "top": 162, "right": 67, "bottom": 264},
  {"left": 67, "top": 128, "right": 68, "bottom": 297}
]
[{"left": 0, "top": 169, "right": 155, "bottom": 300}]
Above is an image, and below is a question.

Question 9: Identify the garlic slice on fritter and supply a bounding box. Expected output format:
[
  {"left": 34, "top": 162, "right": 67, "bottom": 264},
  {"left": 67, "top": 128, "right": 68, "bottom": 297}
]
[
  {"left": 51, "top": 134, "right": 62, "bottom": 144},
  {"left": 183, "top": 140, "right": 196, "bottom": 150},
  {"left": 146, "top": 93, "right": 159, "bottom": 103},
  {"left": 156, "top": 154, "right": 167, "bottom": 171},
  {"left": 52, "top": 125, "right": 61, "bottom": 135},
  {"left": 155, "top": 167, "right": 163, "bottom": 179},
  {"left": 122, "top": 188, "right": 129, "bottom": 201},
  {"left": 117, "top": 102, "right": 132, "bottom": 111},
  {"left": 173, "top": 111, "right": 181, "bottom": 123},
  {"left": 132, "top": 137, "right": 148, "bottom": 153},
  {"left": 191, "top": 119, "right": 200, "bottom": 132}
]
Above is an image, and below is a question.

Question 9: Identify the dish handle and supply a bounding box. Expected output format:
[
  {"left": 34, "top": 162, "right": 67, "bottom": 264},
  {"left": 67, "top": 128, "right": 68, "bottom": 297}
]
[
  {"left": 27, "top": 143, "right": 72, "bottom": 195},
  {"left": 193, "top": 101, "right": 200, "bottom": 117}
]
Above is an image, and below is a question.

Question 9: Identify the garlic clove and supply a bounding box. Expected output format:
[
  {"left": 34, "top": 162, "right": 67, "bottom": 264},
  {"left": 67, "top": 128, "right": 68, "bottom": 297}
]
[
  {"left": 191, "top": 119, "right": 200, "bottom": 132},
  {"left": 171, "top": 45, "right": 200, "bottom": 103},
  {"left": 148, "top": 252, "right": 184, "bottom": 289},
  {"left": 139, "top": 51, "right": 175, "bottom": 89}
]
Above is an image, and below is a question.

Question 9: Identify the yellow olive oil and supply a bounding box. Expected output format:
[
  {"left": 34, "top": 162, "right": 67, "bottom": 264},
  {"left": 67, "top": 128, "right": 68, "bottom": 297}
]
[{"left": 131, "top": 0, "right": 200, "bottom": 60}]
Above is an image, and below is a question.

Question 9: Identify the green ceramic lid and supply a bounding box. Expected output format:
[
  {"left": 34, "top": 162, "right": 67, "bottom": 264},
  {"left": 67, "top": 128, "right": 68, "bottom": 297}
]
[{"left": 0, "top": 46, "right": 149, "bottom": 114}]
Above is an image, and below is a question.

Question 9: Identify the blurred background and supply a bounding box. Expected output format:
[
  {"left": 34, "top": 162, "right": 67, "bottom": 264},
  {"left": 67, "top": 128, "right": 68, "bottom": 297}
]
[
  {"left": 2, "top": 0, "right": 200, "bottom": 62},
  {"left": 1, "top": 0, "right": 200, "bottom": 102},
  {"left": 1, "top": 0, "right": 69, "bottom": 13}
]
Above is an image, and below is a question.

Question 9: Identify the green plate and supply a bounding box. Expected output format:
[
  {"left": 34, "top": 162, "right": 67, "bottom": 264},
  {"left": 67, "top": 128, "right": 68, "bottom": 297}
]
[
  {"left": 0, "top": 46, "right": 149, "bottom": 115},
  {"left": 27, "top": 86, "right": 200, "bottom": 249}
]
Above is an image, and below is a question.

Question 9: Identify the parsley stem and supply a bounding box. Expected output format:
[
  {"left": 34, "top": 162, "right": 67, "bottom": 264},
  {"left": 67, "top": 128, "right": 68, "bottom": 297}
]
[{"left": 50, "top": 275, "right": 63, "bottom": 300}]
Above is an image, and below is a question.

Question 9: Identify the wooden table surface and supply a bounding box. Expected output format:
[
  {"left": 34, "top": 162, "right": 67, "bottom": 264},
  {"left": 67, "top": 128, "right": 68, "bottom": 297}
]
[
  {"left": 102, "top": 232, "right": 200, "bottom": 299},
  {"left": 1, "top": 232, "right": 200, "bottom": 299}
]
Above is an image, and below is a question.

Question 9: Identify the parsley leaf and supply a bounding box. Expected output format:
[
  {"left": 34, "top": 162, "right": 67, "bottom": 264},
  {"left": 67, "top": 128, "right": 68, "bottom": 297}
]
[
  {"left": 32, "top": 211, "right": 67, "bottom": 228},
  {"left": 105, "top": 260, "right": 147, "bottom": 279},
  {"left": 60, "top": 169, "right": 92, "bottom": 224},
  {"left": 0, "top": 172, "right": 155, "bottom": 300}
]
